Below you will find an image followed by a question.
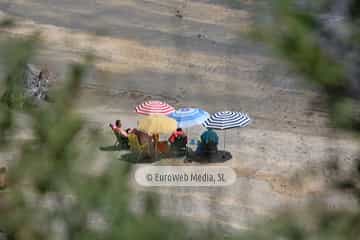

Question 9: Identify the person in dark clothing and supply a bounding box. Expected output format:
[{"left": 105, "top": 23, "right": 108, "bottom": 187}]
[{"left": 168, "top": 128, "right": 187, "bottom": 144}]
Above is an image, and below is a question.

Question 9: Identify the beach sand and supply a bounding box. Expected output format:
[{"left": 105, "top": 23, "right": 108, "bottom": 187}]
[{"left": 0, "top": 0, "right": 359, "bottom": 232}]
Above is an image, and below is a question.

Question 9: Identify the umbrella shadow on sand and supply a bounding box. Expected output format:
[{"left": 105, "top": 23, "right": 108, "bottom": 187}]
[
  {"left": 99, "top": 145, "right": 129, "bottom": 152},
  {"left": 118, "top": 152, "right": 157, "bottom": 164},
  {"left": 114, "top": 147, "right": 233, "bottom": 164},
  {"left": 117, "top": 150, "right": 233, "bottom": 164},
  {"left": 98, "top": 145, "right": 153, "bottom": 163},
  {"left": 116, "top": 148, "right": 187, "bottom": 164},
  {"left": 187, "top": 150, "right": 232, "bottom": 163}
]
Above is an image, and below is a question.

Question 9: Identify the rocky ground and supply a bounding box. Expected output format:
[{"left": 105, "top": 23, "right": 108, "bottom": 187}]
[{"left": 0, "top": 0, "right": 359, "bottom": 234}]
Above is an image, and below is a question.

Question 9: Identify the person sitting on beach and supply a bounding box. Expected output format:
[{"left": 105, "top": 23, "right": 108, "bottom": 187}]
[
  {"left": 196, "top": 128, "right": 219, "bottom": 155},
  {"left": 109, "top": 120, "right": 129, "bottom": 138},
  {"left": 168, "top": 128, "right": 187, "bottom": 145},
  {"left": 35, "top": 68, "right": 50, "bottom": 100}
]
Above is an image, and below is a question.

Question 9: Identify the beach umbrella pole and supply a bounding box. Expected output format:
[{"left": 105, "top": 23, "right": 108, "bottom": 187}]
[
  {"left": 154, "top": 134, "right": 158, "bottom": 161},
  {"left": 186, "top": 128, "right": 189, "bottom": 159}
]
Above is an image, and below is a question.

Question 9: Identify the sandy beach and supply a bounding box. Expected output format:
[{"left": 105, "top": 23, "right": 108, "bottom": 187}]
[{"left": 0, "top": 0, "right": 359, "bottom": 232}]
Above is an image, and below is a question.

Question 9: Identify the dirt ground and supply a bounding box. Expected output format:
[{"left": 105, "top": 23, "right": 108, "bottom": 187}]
[{"left": 0, "top": 0, "right": 359, "bottom": 233}]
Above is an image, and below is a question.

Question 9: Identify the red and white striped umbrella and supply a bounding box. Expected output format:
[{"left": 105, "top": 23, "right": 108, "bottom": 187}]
[{"left": 134, "top": 100, "right": 175, "bottom": 115}]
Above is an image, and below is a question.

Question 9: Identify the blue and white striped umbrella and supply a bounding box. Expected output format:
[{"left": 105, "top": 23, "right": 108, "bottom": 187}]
[
  {"left": 202, "top": 111, "right": 251, "bottom": 152},
  {"left": 202, "top": 111, "right": 251, "bottom": 130},
  {"left": 168, "top": 108, "right": 210, "bottom": 128}
]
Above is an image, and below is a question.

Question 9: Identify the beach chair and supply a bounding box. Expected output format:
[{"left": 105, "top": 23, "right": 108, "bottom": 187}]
[
  {"left": 113, "top": 131, "right": 129, "bottom": 149},
  {"left": 157, "top": 141, "right": 170, "bottom": 154},
  {"left": 170, "top": 135, "right": 187, "bottom": 156},
  {"left": 128, "top": 134, "right": 149, "bottom": 160}
]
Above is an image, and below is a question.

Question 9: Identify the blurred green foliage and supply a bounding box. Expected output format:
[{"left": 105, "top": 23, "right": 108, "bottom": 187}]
[
  {"left": 254, "top": 0, "right": 360, "bottom": 133},
  {"left": 0, "top": 34, "right": 39, "bottom": 147},
  {"left": 0, "top": 23, "right": 193, "bottom": 240},
  {"left": 240, "top": 0, "right": 360, "bottom": 239}
]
